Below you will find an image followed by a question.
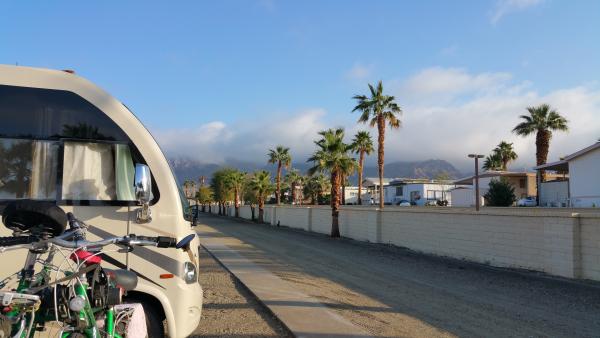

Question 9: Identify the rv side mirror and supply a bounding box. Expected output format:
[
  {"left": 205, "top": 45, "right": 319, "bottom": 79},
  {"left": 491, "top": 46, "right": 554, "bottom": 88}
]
[
  {"left": 134, "top": 164, "right": 152, "bottom": 223},
  {"left": 134, "top": 164, "right": 152, "bottom": 203}
]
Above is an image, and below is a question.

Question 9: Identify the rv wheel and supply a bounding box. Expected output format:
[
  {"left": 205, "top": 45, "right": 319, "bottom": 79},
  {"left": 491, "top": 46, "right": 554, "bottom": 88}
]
[{"left": 142, "top": 301, "right": 166, "bottom": 338}]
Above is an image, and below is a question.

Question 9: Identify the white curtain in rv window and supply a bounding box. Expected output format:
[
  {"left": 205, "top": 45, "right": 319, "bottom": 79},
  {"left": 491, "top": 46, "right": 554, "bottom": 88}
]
[
  {"left": 115, "top": 144, "right": 135, "bottom": 201},
  {"left": 29, "top": 141, "right": 58, "bottom": 199},
  {"left": 62, "top": 142, "right": 116, "bottom": 200}
]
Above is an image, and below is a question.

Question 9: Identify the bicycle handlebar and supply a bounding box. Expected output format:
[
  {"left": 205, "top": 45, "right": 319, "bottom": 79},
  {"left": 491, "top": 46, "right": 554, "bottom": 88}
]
[
  {"left": 0, "top": 213, "right": 178, "bottom": 251},
  {"left": 0, "top": 230, "right": 177, "bottom": 251}
]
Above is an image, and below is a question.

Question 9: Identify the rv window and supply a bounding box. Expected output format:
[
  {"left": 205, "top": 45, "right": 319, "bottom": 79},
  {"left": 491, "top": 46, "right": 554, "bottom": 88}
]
[
  {"left": 0, "top": 139, "right": 59, "bottom": 200},
  {"left": 0, "top": 85, "right": 129, "bottom": 141},
  {"left": 62, "top": 141, "right": 136, "bottom": 202}
]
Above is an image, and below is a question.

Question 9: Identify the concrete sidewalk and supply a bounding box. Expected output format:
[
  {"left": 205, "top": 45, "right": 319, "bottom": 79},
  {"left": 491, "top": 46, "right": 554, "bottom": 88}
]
[{"left": 202, "top": 238, "right": 372, "bottom": 338}]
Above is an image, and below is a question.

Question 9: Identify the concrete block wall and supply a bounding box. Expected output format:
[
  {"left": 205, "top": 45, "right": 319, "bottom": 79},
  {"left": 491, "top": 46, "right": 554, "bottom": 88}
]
[
  {"left": 206, "top": 204, "right": 600, "bottom": 281},
  {"left": 580, "top": 215, "right": 600, "bottom": 280}
]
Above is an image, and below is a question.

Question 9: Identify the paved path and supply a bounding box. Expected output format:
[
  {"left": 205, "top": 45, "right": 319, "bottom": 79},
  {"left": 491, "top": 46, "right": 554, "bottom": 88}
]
[
  {"left": 197, "top": 214, "right": 600, "bottom": 338},
  {"left": 190, "top": 246, "right": 292, "bottom": 338}
]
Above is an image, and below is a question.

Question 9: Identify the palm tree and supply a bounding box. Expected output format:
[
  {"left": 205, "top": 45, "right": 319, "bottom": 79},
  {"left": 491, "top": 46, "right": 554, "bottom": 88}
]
[
  {"left": 513, "top": 104, "right": 568, "bottom": 180},
  {"left": 303, "top": 174, "right": 330, "bottom": 205},
  {"left": 350, "top": 131, "right": 374, "bottom": 205},
  {"left": 482, "top": 153, "right": 502, "bottom": 171},
  {"left": 352, "top": 81, "right": 402, "bottom": 208},
  {"left": 307, "top": 128, "right": 357, "bottom": 238},
  {"left": 493, "top": 141, "right": 518, "bottom": 171},
  {"left": 268, "top": 146, "right": 291, "bottom": 205},
  {"left": 247, "top": 170, "right": 275, "bottom": 223},
  {"left": 225, "top": 170, "right": 247, "bottom": 218},
  {"left": 284, "top": 169, "right": 303, "bottom": 205}
]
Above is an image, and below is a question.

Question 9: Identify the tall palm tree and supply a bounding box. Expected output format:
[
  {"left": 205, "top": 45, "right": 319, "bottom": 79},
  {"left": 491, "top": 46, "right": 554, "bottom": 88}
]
[
  {"left": 247, "top": 170, "right": 275, "bottom": 223},
  {"left": 350, "top": 131, "right": 374, "bottom": 205},
  {"left": 513, "top": 104, "right": 568, "bottom": 180},
  {"left": 352, "top": 81, "right": 402, "bottom": 208},
  {"left": 307, "top": 128, "right": 357, "bottom": 238},
  {"left": 225, "top": 170, "right": 247, "bottom": 218},
  {"left": 482, "top": 153, "right": 502, "bottom": 171},
  {"left": 268, "top": 146, "right": 291, "bottom": 205},
  {"left": 493, "top": 141, "right": 518, "bottom": 171}
]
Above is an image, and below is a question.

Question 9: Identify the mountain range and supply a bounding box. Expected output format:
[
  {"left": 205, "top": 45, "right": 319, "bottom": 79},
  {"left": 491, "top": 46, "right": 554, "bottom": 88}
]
[{"left": 168, "top": 157, "right": 464, "bottom": 185}]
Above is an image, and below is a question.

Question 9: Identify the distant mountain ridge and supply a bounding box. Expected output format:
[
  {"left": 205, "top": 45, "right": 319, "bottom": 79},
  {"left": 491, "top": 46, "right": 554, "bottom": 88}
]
[{"left": 169, "top": 157, "right": 463, "bottom": 185}]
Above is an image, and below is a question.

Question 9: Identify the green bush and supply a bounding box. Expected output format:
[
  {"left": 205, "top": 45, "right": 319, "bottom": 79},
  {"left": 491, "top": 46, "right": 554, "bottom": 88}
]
[{"left": 484, "top": 178, "right": 516, "bottom": 207}]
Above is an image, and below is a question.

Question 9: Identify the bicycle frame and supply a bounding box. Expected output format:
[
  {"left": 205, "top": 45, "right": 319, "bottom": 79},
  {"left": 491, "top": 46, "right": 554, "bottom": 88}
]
[{"left": 4, "top": 247, "right": 122, "bottom": 338}]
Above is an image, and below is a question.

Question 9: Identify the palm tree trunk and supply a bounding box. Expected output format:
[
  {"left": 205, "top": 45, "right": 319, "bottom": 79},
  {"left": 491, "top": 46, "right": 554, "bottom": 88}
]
[
  {"left": 536, "top": 129, "right": 551, "bottom": 182},
  {"left": 276, "top": 162, "right": 282, "bottom": 204},
  {"left": 251, "top": 205, "right": 255, "bottom": 221},
  {"left": 218, "top": 203, "right": 222, "bottom": 215},
  {"left": 342, "top": 179, "right": 346, "bottom": 205},
  {"left": 358, "top": 151, "right": 364, "bottom": 205},
  {"left": 234, "top": 188, "right": 240, "bottom": 217},
  {"left": 330, "top": 170, "right": 341, "bottom": 238},
  {"left": 377, "top": 115, "right": 385, "bottom": 209},
  {"left": 258, "top": 200, "right": 265, "bottom": 223},
  {"left": 291, "top": 183, "right": 296, "bottom": 204}
]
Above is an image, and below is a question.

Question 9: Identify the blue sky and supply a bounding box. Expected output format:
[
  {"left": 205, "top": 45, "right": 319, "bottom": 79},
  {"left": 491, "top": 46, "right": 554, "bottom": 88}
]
[{"left": 1, "top": 0, "right": 599, "bottom": 170}]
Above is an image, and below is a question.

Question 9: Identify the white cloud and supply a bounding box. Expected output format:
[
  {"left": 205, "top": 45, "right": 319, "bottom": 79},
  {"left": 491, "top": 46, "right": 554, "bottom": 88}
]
[
  {"left": 490, "top": 0, "right": 544, "bottom": 24},
  {"left": 154, "top": 109, "right": 329, "bottom": 164},
  {"left": 153, "top": 67, "right": 600, "bottom": 174},
  {"left": 389, "top": 68, "right": 599, "bottom": 171},
  {"left": 345, "top": 63, "right": 373, "bottom": 81},
  {"left": 399, "top": 67, "right": 513, "bottom": 103}
]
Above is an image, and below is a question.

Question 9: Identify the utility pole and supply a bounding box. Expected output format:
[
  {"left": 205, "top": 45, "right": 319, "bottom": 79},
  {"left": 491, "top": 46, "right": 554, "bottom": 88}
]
[{"left": 468, "top": 154, "right": 485, "bottom": 211}]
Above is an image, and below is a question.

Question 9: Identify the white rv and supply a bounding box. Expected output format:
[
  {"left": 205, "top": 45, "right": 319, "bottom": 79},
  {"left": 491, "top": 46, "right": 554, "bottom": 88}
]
[{"left": 0, "top": 65, "right": 202, "bottom": 337}]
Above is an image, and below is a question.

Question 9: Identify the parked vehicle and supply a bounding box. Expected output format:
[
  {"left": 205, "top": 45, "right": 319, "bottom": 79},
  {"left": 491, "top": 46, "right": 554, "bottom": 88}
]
[
  {"left": 0, "top": 65, "right": 202, "bottom": 337},
  {"left": 517, "top": 197, "right": 537, "bottom": 207},
  {"left": 395, "top": 200, "right": 411, "bottom": 207}
]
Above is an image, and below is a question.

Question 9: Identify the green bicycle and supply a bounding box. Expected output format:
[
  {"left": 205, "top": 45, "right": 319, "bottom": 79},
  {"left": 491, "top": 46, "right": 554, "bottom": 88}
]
[{"left": 0, "top": 200, "right": 194, "bottom": 338}]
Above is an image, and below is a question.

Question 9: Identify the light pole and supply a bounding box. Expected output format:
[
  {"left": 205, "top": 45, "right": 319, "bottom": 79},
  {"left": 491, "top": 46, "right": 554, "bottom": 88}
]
[{"left": 468, "top": 154, "right": 485, "bottom": 211}]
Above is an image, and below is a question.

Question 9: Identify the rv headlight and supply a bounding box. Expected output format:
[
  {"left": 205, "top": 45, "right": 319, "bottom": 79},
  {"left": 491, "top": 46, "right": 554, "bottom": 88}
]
[{"left": 183, "top": 262, "right": 197, "bottom": 284}]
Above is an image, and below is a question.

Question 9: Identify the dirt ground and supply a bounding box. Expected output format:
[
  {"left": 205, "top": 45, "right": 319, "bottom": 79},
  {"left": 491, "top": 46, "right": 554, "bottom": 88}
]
[
  {"left": 189, "top": 246, "right": 292, "bottom": 338},
  {"left": 197, "top": 214, "right": 600, "bottom": 338}
]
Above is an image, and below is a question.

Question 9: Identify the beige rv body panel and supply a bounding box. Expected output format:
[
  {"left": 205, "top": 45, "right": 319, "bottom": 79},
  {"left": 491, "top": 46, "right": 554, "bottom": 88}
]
[{"left": 0, "top": 65, "right": 202, "bottom": 337}]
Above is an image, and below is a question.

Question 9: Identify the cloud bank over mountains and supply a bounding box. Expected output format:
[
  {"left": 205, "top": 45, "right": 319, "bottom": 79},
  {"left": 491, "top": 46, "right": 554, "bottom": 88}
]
[{"left": 153, "top": 66, "right": 600, "bottom": 172}]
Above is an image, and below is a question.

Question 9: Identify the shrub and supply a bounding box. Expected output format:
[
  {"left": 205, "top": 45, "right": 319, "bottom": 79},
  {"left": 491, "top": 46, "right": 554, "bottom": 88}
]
[{"left": 484, "top": 178, "right": 516, "bottom": 207}]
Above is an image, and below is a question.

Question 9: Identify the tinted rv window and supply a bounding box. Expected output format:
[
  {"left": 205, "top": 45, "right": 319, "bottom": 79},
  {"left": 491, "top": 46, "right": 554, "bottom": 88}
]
[
  {"left": 0, "top": 85, "right": 129, "bottom": 141},
  {"left": 0, "top": 139, "right": 59, "bottom": 200}
]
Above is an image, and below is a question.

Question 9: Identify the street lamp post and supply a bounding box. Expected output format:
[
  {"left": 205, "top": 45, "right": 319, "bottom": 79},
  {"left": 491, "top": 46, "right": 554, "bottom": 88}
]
[{"left": 468, "top": 154, "right": 485, "bottom": 211}]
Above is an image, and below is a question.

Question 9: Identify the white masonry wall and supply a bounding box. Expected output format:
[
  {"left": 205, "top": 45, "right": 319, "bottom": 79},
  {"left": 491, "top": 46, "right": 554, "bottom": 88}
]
[{"left": 216, "top": 205, "right": 600, "bottom": 281}]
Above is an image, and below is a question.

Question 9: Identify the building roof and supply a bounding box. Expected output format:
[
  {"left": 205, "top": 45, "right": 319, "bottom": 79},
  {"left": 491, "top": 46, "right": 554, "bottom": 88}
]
[
  {"left": 388, "top": 178, "right": 455, "bottom": 186},
  {"left": 362, "top": 177, "right": 392, "bottom": 186},
  {"left": 534, "top": 141, "right": 600, "bottom": 171},
  {"left": 453, "top": 171, "right": 536, "bottom": 185}
]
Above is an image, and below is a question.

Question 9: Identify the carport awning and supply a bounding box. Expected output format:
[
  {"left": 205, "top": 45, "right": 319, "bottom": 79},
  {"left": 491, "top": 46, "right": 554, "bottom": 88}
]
[{"left": 534, "top": 160, "right": 569, "bottom": 172}]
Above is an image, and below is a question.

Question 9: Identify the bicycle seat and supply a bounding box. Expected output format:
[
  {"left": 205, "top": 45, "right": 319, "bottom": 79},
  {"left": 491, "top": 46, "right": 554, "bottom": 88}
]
[
  {"left": 104, "top": 269, "right": 138, "bottom": 291},
  {"left": 2, "top": 200, "right": 67, "bottom": 237}
]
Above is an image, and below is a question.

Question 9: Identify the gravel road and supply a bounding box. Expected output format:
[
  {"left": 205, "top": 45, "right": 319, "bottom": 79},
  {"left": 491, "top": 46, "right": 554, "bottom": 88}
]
[
  {"left": 197, "top": 214, "right": 600, "bottom": 338},
  {"left": 190, "top": 246, "right": 292, "bottom": 338}
]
